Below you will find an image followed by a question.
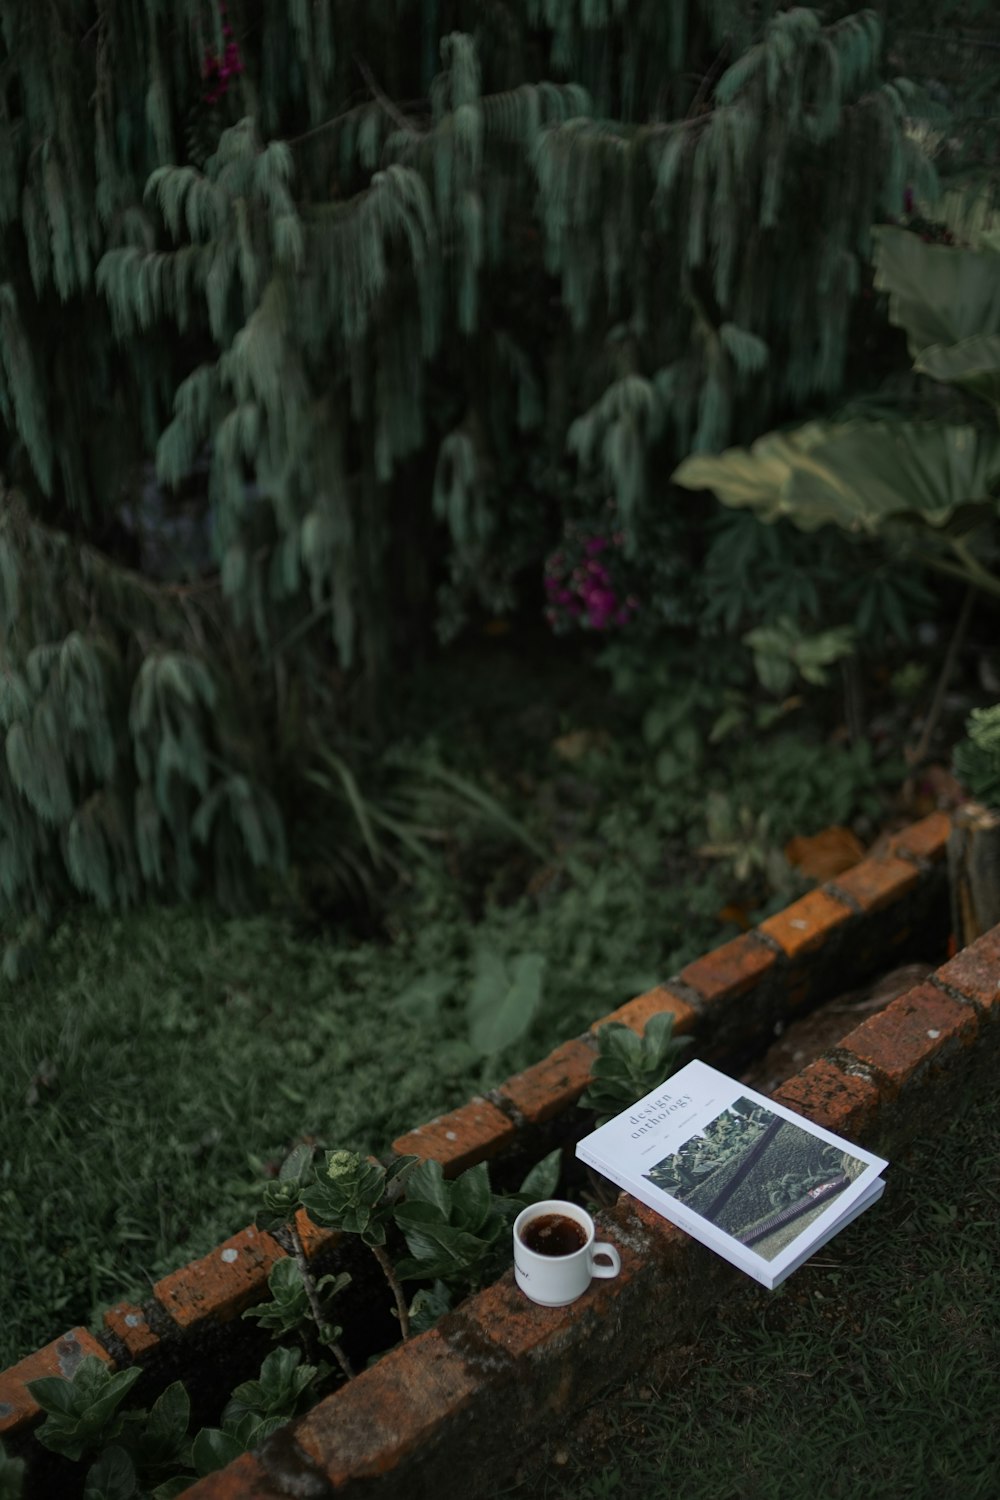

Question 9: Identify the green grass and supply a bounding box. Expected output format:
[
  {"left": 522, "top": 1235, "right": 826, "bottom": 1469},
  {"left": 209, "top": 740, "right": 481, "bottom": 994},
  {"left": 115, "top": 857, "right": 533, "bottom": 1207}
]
[
  {"left": 0, "top": 662, "right": 907, "bottom": 1370},
  {"left": 513, "top": 1082, "right": 1000, "bottom": 1500}
]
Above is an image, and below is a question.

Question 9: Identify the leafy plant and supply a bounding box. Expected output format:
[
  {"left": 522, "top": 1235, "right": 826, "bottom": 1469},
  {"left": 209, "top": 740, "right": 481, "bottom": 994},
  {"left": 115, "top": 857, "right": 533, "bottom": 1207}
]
[
  {"left": 260, "top": 1147, "right": 416, "bottom": 1342},
  {"left": 26, "top": 1357, "right": 142, "bottom": 1462},
  {"left": 742, "top": 618, "right": 856, "bottom": 699},
  {"left": 697, "top": 792, "right": 798, "bottom": 900},
  {"left": 300, "top": 1151, "right": 414, "bottom": 1249},
  {"left": 953, "top": 704, "right": 1000, "bottom": 806},
  {"left": 392, "top": 1160, "right": 507, "bottom": 1283},
  {"left": 242, "top": 1257, "right": 351, "bottom": 1343},
  {"left": 580, "top": 1013, "right": 692, "bottom": 1127},
  {"left": 192, "top": 1347, "right": 322, "bottom": 1478}
]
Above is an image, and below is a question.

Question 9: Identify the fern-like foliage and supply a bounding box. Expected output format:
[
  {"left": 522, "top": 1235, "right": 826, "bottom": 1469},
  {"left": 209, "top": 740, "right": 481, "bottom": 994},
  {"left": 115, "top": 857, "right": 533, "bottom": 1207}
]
[{"left": 0, "top": 1, "right": 937, "bottom": 923}]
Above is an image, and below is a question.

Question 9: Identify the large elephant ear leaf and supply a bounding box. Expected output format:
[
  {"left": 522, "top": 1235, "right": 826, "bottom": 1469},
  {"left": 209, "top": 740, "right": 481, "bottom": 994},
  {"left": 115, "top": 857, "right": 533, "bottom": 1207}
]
[
  {"left": 916, "top": 335, "right": 1000, "bottom": 411},
  {"left": 783, "top": 423, "right": 1000, "bottom": 534},
  {"left": 672, "top": 424, "right": 829, "bottom": 523},
  {"left": 676, "top": 421, "right": 1000, "bottom": 538},
  {"left": 872, "top": 227, "right": 1000, "bottom": 357}
]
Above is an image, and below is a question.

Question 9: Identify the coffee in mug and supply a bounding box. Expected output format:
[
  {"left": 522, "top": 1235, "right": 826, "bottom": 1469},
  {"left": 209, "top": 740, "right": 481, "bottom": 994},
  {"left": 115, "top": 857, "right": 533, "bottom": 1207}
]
[
  {"left": 519, "top": 1212, "right": 587, "bottom": 1256},
  {"left": 513, "top": 1199, "right": 622, "bottom": 1306}
]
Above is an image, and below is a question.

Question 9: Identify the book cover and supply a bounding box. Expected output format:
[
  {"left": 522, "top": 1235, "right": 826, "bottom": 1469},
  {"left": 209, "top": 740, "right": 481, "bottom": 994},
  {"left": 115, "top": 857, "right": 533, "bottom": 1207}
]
[{"left": 576, "top": 1059, "right": 888, "bottom": 1289}]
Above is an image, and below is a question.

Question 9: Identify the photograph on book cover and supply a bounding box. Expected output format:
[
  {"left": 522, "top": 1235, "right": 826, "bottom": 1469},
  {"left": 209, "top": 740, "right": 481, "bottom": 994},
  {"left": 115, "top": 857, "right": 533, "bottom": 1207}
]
[{"left": 643, "top": 1097, "right": 868, "bottom": 1262}]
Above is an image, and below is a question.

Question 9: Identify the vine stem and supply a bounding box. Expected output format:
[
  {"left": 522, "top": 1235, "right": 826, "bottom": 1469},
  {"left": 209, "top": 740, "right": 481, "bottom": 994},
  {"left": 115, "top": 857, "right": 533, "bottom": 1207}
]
[
  {"left": 289, "top": 1222, "right": 355, "bottom": 1381},
  {"left": 370, "top": 1243, "right": 410, "bottom": 1339}
]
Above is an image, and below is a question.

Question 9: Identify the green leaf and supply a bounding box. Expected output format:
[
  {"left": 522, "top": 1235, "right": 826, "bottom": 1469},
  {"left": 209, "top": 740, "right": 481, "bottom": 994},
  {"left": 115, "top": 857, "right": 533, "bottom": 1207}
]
[
  {"left": 400, "top": 1158, "right": 451, "bottom": 1216},
  {"left": 449, "top": 1162, "right": 493, "bottom": 1233},
  {"left": 136, "top": 1381, "right": 190, "bottom": 1468},
  {"left": 916, "top": 335, "right": 1000, "bottom": 410},
  {"left": 468, "top": 950, "right": 545, "bottom": 1058},
  {"left": 278, "top": 1144, "right": 315, "bottom": 1184},
  {"left": 872, "top": 227, "right": 1000, "bottom": 356},
  {"left": 676, "top": 421, "right": 1000, "bottom": 538},
  {"left": 26, "top": 1376, "right": 82, "bottom": 1417},
  {"left": 149, "top": 1480, "right": 195, "bottom": 1500},
  {"left": 407, "top": 1281, "right": 453, "bottom": 1336},
  {"left": 83, "top": 1447, "right": 136, "bottom": 1500},
  {"left": 192, "top": 1428, "right": 244, "bottom": 1477},
  {"left": 517, "top": 1148, "right": 562, "bottom": 1204}
]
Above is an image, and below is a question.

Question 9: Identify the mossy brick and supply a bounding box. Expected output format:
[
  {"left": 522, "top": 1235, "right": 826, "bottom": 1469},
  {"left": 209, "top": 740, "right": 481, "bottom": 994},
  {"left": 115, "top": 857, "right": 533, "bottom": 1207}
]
[
  {"left": 839, "top": 983, "right": 978, "bottom": 1094},
  {"left": 0, "top": 1329, "right": 112, "bottom": 1436},
  {"left": 888, "top": 811, "right": 951, "bottom": 864},
  {"left": 759, "top": 887, "right": 853, "bottom": 961},
  {"left": 826, "top": 852, "right": 920, "bottom": 915},
  {"left": 676, "top": 933, "right": 776, "bottom": 1005},
  {"left": 497, "top": 1036, "right": 595, "bottom": 1125},
  {"left": 153, "top": 1225, "right": 284, "bottom": 1331},
  {"left": 293, "top": 1208, "right": 341, "bottom": 1261},
  {"left": 770, "top": 1059, "right": 881, "bottom": 1139},
  {"left": 590, "top": 984, "right": 699, "bottom": 1038},
  {"left": 177, "top": 1452, "right": 288, "bottom": 1498},
  {"left": 294, "top": 1327, "right": 478, "bottom": 1484},
  {"left": 933, "top": 923, "right": 1000, "bottom": 1017},
  {"left": 392, "top": 1096, "right": 516, "bottom": 1176},
  {"left": 103, "top": 1301, "right": 160, "bottom": 1361}
]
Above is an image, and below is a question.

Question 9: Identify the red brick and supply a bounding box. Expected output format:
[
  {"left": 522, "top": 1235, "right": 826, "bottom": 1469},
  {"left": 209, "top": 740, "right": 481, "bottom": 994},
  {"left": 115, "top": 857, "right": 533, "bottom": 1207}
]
[
  {"left": 293, "top": 1208, "right": 341, "bottom": 1261},
  {"left": 0, "top": 1329, "right": 112, "bottom": 1436},
  {"left": 103, "top": 1302, "right": 160, "bottom": 1361},
  {"left": 933, "top": 923, "right": 1000, "bottom": 1017},
  {"left": 759, "top": 887, "right": 853, "bottom": 960},
  {"left": 498, "top": 1037, "right": 595, "bottom": 1126},
  {"left": 178, "top": 1453, "right": 287, "bottom": 1497},
  {"left": 827, "top": 852, "right": 920, "bottom": 915},
  {"left": 590, "top": 985, "right": 699, "bottom": 1037},
  {"left": 295, "top": 1328, "right": 477, "bottom": 1484},
  {"left": 888, "top": 811, "right": 952, "bottom": 864},
  {"left": 392, "top": 1096, "right": 516, "bottom": 1176},
  {"left": 456, "top": 1271, "right": 585, "bottom": 1360},
  {"left": 153, "top": 1225, "right": 284, "bottom": 1331},
  {"left": 840, "top": 983, "right": 978, "bottom": 1093},
  {"left": 770, "top": 1059, "right": 881, "bottom": 1139},
  {"left": 677, "top": 933, "right": 775, "bottom": 1005}
]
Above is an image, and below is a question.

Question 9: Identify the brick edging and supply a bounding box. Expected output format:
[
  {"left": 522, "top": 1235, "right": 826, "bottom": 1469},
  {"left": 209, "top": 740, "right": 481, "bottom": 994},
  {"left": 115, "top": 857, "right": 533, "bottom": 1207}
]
[
  {"left": 187, "top": 908, "right": 998, "bottom": 1500},
  {"left": 0, "top": 814, "right": 961, "bottom": 1483}
]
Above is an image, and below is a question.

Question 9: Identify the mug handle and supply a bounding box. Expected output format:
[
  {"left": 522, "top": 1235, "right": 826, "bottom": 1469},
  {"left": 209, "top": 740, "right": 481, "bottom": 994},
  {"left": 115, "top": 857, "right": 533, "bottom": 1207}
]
[{"left": 590, "top": 1241, "right": 621, "bottom": 1279}]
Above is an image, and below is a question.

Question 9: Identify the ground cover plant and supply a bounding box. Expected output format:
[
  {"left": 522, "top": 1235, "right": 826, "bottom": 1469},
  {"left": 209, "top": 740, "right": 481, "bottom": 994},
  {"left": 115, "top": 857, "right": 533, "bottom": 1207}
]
[{"left": 518, "top": 1080, "right": 1000, "bottom": 1500}]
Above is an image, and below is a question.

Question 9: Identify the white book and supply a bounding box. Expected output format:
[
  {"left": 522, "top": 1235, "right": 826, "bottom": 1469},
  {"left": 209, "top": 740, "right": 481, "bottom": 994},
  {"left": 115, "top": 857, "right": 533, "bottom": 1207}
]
[{"left": 576, "top": 1059, "right": 888, "bottom": 1290}]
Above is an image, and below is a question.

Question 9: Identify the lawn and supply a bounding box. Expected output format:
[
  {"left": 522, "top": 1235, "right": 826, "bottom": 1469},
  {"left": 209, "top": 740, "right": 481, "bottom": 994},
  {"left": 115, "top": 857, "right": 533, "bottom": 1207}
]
[
  {"left": 516, "top": 1079, "right": 1000, "bottom": 1500},
  {"left": 0, "top": 645, "right": 915, "bottom": 1369}
]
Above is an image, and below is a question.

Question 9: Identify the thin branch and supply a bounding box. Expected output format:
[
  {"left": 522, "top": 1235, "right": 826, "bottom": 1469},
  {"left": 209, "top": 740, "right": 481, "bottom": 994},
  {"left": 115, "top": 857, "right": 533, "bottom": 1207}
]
[
  {"left": 908, "top": 583, "right": 977, "bottom": 768},
  {"left": 354, "top": 53, "right": 423, "bottom": 136},
  {"left": 289, "top": 1221, "right": 355, "bottom": 1381},
  {"left": 369, "top": 1242, "right": 410, "bottom": 1339}
]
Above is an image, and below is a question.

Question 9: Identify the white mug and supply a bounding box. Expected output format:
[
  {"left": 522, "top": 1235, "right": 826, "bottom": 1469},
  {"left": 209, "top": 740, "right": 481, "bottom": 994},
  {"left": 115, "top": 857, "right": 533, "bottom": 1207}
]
[{"left": 513, "top": 1199, "right": 622, "bottom": 1307}]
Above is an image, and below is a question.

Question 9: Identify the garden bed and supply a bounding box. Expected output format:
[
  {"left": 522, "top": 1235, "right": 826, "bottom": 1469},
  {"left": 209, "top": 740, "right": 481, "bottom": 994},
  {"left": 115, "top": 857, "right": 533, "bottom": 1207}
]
[{"left": 5, "top": 811, "right": 992, "bottom": 1498}]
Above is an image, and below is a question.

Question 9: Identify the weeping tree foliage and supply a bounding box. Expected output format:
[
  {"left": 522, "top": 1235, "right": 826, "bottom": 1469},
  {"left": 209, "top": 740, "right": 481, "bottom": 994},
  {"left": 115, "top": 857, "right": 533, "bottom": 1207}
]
[{"left": 0, "top": 1, "right": 930, "bottom": 921}]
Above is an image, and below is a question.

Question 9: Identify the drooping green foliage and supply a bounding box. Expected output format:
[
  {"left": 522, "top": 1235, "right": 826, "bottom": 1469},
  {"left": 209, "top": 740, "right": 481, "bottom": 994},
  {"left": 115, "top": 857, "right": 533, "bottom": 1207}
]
[{"left": 0, "top": 2, "right": 930, "bottom": 921}]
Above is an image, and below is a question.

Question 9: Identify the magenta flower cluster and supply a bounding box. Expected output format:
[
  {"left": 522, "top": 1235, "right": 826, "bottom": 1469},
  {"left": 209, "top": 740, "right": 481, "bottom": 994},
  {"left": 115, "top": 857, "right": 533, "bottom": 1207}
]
[
  {"left": 543, "top": 530, "right": 638, "bottom": 634},
  {"left": 202, "top": 5, "right": 244, "bottom": 104}
]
